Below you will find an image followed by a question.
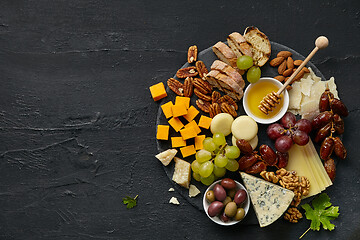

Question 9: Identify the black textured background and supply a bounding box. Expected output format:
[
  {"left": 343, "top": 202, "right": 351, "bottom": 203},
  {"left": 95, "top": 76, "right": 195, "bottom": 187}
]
[{"left": 0, "top": 1, "right": 359, "bottom": 239}]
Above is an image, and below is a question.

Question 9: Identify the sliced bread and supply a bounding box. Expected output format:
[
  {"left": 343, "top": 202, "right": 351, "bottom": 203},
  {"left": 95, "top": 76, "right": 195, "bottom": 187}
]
[
  {"left": 212, "top": 41, "right": 238, "bottom": 69},
  {"left": 243, "top": 26, "right": 271, "bottom": 67},
  {"left": 227, "top": 32, "right": 253, "bottom": 58}
]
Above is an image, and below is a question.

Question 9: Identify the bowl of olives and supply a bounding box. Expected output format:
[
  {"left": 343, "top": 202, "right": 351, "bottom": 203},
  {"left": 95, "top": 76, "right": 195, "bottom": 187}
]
[{"left": 203, "top": 178, "right": 250, "bottom": 225}]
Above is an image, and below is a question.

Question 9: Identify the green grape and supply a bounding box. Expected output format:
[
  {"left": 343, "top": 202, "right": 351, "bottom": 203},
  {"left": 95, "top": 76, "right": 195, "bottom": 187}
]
[
  {"left": 196, "top": 149, "right": 212, "bottom": 163},
  {"left": 213, "top": 165, "right": 226, "bottom": 178},
  {"left": 191, "top": 160, "right": 201, "bottom": 173},
  {"left": 201, "top": 173, "right": 215, "bottom": 186},
  {"left": 199, "top": 161, "right": 214, "bottom": 178},
  {"left": 203, "top": 137, "right": 217, "bottom": 152},
  {"left": 213, "top": 133, "right": 226, "bottom": 146},
  {"left": 214, "top": 154, "right": 228, "bottom": 168},
  {"left": 246, "top": 66, "right": 261, "bottom": 83},
  {"left": 225, "top": 145, "right": 241, "bottom": 159},
  {"left": 225, "top": 159, "right": 239, "bottom": 172},
  {"left": 237, "top": 55, "right": 253, "bottom": 70},
  {"left": 193, "top": 172, "right": 201, "bottom": 182}
]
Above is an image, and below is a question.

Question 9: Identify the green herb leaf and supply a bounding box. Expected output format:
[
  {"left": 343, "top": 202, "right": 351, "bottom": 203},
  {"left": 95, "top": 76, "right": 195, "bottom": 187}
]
[
  {"left": 122, "top": 195, "right": 138, "bottom": 209},
  {"left": 301, "top": 193, "right": 339, "bottom": 232}
]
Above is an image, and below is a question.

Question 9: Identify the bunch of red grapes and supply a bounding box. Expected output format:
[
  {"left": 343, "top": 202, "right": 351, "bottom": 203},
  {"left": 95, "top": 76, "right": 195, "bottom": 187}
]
[{"left": 267, "top": 112, "right": 312, "bottom": 153}]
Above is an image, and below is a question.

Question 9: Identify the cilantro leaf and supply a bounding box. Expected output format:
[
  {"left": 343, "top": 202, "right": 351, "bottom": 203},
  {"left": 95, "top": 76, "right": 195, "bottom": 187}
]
[
  {"left": 301, "top": 193, "right": 339, "bottom": 232},
  {"left": 122, "top": 195, "right": 138, "bottom": 209}
]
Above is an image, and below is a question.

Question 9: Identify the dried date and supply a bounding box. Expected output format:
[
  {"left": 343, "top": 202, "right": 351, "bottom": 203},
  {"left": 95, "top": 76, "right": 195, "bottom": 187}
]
[
  {"left": 319, "top": 91, "right": 330, "bottom": 112},
  {"left": 324, "top": 158, "right": 336, "bottom": 182},
  {"left": 236, "top": 139, "right": 253, "bottom": 155},
  {"left": 238, "top": 154, "right": 258, "bottom": 171},
  {"left": 312, "top": 111, "right": 333, "bottom": 129},
  {"left": 330, "top": 98, "right": 349, "bottom": 117},
  {"left": 314, "top": 122, "right": 331, "bottom": 143},
  {"left": 245, "top": 161, "right": 267, "bottom": 174},
  {"left": 333, "top": 137, "right": 347, "bottom": 160},
  {"left": 276, "top": 151, "right": 289, "bottom": 168},
  {"left": 320, "top": 137, "right": 335, "bottom": 160},
  {"left": 333, "top": 114, "right": 344, "bottom": 135},
  {"left": 259, "top": 145, "right": 277, "bottom": 166}
]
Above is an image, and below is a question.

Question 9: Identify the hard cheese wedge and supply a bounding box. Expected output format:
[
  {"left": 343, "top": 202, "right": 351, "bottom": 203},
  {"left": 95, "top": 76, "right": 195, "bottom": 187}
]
[{"left": 240, "top": 172, "right": 294, "bottom": 227}]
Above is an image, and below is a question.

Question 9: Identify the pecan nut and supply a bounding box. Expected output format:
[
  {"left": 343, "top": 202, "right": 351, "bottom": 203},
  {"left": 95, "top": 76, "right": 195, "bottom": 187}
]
[
  {"left": 195, "top": 60, "right": 209, "bottom": 79},
  {"left": 209, "top": 103, "right": 221, "bottom": 118},
  {"left": 194, "top": 88, "right": 211, "bottom": 102},
  {"left": 176, "top": 66, "right": 198, "bottom": 78},
  {"left": 196, "top": 99, "right": 211, "bottom": 113},
  {"left": 187, "top": 45, "right": 198, "bottom": 63},
  {"left": 218, "top": 95, "right": 238, "bottom": 111},
  {"left": 193, "top": 78, "right": 212, "bottom": 95},
  {"left": 167, "top": 78, "right": 184, "bottom": 96},
  {"left": 220, "top": 102, "right": 237, "bottom": 118},
  {"left": 211, "top": 91, "right": 221, "bottom": 104},
  {"left": 183, "top": 77, "right": 193, "bottom": 97}
]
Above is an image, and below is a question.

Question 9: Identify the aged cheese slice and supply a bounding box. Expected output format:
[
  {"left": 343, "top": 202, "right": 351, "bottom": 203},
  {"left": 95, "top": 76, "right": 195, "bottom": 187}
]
[
  {"left": 240, "top": 172, "right": 294, "bottom": 227},
  {"left": 288, "top": 81, "right": 302, "bottom": 109},
  {"left": 189, "top": 184, "right": 200, "bottom": 197},
  {"left": 169, "top": 197, "right": 180, "bottom": 205},
  {"left": 300, "top": 76, "right": 314, "bottom": 97},
  {"left": 308, "top": 67, "right": 321, "bottom": 82},
  {"left": 286, "top": 144, "right": 323, "bottom": 197},
  {"left": 155, "top": 149, "right": 177, "bottom": 166},
  {"left": 172, "top": 157, "right": 191, "bottom": 189}
]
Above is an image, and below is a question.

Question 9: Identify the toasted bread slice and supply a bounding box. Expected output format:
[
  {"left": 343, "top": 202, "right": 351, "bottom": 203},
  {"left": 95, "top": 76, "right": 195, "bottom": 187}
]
[
  {"left": 227, "top": 32, "right": 253, "bottom": 58},
  {"left": 212, "top": 41, "right": 238, "bottom": 69},
  {"left": 214, "top": 72, "right": 244, "bottom": 101},
  {"left": 210, "top": 60, "right": 245, "bottom": 89},
  {"left": 243, "top": 26, "right": 271, "bottom": 67},
  {"left": 205, "top": 70, "right": 223, "bottom": 91}
]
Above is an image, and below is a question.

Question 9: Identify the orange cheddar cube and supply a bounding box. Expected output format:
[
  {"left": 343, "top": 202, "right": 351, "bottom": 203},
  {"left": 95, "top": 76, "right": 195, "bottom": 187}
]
[
  {"left": 180, "top": 145, "right": 196, "bottom": 158},
  {"left": 175, "top": 96, "right": 190, "bottom": 109},
  {"left": 183, "top": 105, "right": 199, "bottom": 122},
  {"left": 168, "top": 117, "right": 184, "bottom": 132},
  {"left": 194, "top": 135, "right": 206, "bottom": 150},
  {"left": 161, "top": 101, "right": 173, "bottom": 119},
  {"left": 184, "top": 120, "right": 201, "bottom": 134},
  {"left": 198, "top": 115, "right": 212, "bottom": 129},
  {"left": 171, "top": 137, "right": 186, "bottom": 148},
  {"left": 150, "top": 82, "right": 167, "bottom": 101},
  {"left": 180, "top": 126, "right": 197, "bottom": 140},
  {"left": 156, "top": 125, "right": 169, "bottom": 140},
  {"left": 172, "top": 104, "right": 188, "bottom": 117}
]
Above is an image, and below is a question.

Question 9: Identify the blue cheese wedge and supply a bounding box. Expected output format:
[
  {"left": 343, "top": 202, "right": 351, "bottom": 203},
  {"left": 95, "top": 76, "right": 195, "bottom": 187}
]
[
  {"left": 240, "top": 172, "right": 294, "bottom": 227},
  {"left": 172, "top": 157, "right": 191, "bottom": 189}
]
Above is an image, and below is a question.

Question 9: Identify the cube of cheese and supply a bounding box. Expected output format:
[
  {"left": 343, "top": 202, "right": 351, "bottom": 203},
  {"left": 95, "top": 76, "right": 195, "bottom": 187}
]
[
  {"left": 183, "top": 105, "right": 199, "bottom": 122},
  {"left": 194, "top": 135, "right": 206, "bottom": 150},
  {"left": 172, "top": 104, "right": 188, "bottom": 117},
  {"left": 161, "top": 101, "right": 173, "bottom": 119},
  {"left": 180, "top": 126, "right": 197, "bottom": 140},
  {"left": 172, "top": 157, "right": 191, "bottom": 188},
  {"left": 168, "top": 117, "right": 184, "bottom": 132},
  {"left": 184, "top": 120, "right": 201, "bottom": 134},
  {"left": 155, "top": 149, "right": 177, "bottom": 166},
  {"left": 171, "top": 137, "right": 186, "bottom": 148},
  {"left": 198, "top": 115, "right": 212, "bottom": 129},
  {"left": 149, "top": 82, "right": 167, "bottom": 101},
  {"left": 175, "top": 96, "right": 190, "bottom": 109},
  {"left": 180, "top": 145, "right": 196, "bottom": 158},
  {"left": 156, "top": 125, "right": 169, "bottom": 140}
]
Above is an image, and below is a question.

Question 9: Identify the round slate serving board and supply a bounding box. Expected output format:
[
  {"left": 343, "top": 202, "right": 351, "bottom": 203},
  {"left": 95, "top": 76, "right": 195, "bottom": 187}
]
[{"left": 156, "top": 41, "right": 326, "bottom": 225}]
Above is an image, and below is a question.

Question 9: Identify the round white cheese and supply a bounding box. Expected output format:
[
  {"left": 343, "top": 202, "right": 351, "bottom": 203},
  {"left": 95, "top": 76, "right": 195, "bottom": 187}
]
[
  {"left": 210, "top": 113, "right": 234, "bottom": 136},
  {"left": 231, "top": 115, "right": 258, "bottom": 141}
]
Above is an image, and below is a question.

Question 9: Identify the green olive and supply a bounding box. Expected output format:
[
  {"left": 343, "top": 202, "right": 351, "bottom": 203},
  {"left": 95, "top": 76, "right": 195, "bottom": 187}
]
[
  {"left": 206, "top": 190, "right": 215, "bottom": 203},
  {"left": 224, "top": 202, "right": 237, "bottom": 218},
  {"left": 222, "top": 196, "right": 232, "bottom": 207},
  {"left": 235, "top": 207, "right": 245, "bottom": 221}
]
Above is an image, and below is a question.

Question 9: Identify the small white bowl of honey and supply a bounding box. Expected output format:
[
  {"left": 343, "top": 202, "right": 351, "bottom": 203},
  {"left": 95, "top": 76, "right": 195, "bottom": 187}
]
[{"left": 243, "top": 77, "right": 289, "bottom": 124}]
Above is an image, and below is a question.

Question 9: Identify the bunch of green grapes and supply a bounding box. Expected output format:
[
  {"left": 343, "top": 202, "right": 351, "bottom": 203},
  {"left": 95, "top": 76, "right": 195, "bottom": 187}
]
[
  {"left": 236, "top": 55, "right": 261, "bottom": 84},
  {"left": 191, "top": 133, "right": 240, "bottom": 186}
]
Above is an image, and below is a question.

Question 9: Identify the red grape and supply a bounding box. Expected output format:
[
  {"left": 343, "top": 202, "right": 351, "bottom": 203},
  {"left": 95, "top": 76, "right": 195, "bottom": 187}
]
[
  {"left": 267, "top": 123, "right": 285, "bottom": 140},
  {"left": 275, "top": 135, "right": 293, "bottom": 153},
  {"left": 294, "top": 119, "right": 312, "bottom": 134},
  {"left": 281, "top": 112, "right": 296, "bottom": 128},
  {"left": 292, "top": 130, "right": 309, "bottom": 146}
]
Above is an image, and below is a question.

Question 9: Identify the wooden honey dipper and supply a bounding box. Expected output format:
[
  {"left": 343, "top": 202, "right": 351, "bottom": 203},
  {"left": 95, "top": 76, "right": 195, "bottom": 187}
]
[{"left": 258, "top": 36, "right": 329, "bottom": 115}]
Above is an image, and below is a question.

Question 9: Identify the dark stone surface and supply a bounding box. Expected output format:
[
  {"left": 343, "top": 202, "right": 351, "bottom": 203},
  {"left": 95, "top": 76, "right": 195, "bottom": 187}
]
[{"left": 0, "top": 0, "right": 359, "bottom": 239}]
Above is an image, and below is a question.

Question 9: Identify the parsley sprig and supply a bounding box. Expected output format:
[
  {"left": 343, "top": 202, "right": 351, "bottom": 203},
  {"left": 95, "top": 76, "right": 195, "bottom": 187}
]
[
  {"left": 122, "top": 195, "right": 138, "bottom": 209},
  {"left": 299, "top": 193, "right": 339, "bottom": 239}
]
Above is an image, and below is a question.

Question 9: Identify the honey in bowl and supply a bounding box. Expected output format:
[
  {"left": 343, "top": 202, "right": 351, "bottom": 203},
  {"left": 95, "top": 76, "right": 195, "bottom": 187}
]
[{"left": 243, "top": 77, "right": 289, "bottom": 124}]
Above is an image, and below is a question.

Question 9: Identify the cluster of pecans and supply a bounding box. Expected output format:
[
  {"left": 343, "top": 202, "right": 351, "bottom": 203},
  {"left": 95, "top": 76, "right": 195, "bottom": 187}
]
[
  {"left": 167, "top": 45, "right": 238, "bottom": 118},
  {"left": 269, "top": 51, "right": 310, "bottom": 90},
  {"left": 312, "top": 86, "right": 348, "bottom": 182},
  {"left": 260, "top": 168, "right": 310, "bottom": 223}
]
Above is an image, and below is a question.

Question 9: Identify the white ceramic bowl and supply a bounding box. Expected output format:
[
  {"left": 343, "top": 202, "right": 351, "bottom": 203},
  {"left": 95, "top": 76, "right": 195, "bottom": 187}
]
[
  {"left": 243, "top": 77, "right": 289, "bottom": 124},
  {"left": 203, "top": 179, "right": 250, "bottom": 226}
]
